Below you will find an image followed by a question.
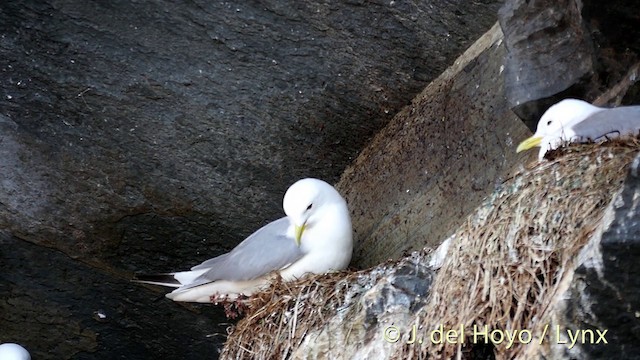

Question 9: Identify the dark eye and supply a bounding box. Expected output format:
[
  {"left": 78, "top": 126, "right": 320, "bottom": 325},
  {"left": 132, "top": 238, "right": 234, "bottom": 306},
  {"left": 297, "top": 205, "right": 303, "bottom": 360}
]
[
  {"left": 306, "top": 203, "right": 313, "bottom": 211},
  {"left": 547, "top": 120, "right": 552, "bottom": 126}
]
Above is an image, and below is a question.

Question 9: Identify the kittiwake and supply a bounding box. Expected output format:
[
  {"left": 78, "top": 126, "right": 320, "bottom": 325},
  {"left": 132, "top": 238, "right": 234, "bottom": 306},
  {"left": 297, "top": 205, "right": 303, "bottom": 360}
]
[
  {"left": 133, "top": 178, "right": 353, "bottom": 303},
  {"left": 516, "top": 98, "right": 640, "bottom": 160}
]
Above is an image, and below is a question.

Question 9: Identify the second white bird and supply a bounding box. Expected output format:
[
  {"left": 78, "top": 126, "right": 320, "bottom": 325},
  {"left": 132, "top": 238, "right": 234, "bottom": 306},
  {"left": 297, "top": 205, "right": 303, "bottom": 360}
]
[{"left": 517, "top": 98, "right": 640, "bottom": 160}]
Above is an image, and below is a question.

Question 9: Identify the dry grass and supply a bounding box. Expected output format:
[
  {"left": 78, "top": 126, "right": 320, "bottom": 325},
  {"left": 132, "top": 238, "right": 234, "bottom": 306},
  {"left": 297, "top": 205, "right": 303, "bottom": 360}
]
[
  {"left": 399, "top": 139, "right": 639, "bottom": 359},
  {"left": 220, "top": 263, "right": 395, "bottom": 359},
  {"left": 221, "top": 139, "right": 640, "bottom": 360}
]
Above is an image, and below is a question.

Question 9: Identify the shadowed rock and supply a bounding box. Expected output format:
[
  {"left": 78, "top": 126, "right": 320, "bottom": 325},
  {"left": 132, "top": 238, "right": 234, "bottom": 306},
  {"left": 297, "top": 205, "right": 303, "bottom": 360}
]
[
  {"left": 0, "top": 0, "right": 502, "bottom": 358},
  {"left": 498, "top": 0, "right": 640, "bottom": 128},
  {"left": 0, "top": 232, "right": 228, "bottom": 359}
]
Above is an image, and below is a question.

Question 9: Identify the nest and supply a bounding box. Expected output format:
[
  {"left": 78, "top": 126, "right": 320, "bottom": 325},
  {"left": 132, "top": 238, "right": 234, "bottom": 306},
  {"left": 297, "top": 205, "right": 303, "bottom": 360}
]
[
  {"left": 220, "top": 265, "right": 389, "bottom": 359},
  {"left": 400, "top": 138, "right": 640, "bottom": 359},
  {"left": 221, "top": 139, "right": 639, "bottom": 360}
]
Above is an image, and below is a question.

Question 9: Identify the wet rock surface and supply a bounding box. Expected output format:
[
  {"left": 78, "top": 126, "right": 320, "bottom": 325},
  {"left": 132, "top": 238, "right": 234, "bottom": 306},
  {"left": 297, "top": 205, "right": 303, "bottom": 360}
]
[
  {"left": 0, "top": 0, "right": 504, "bottom": 263},
  {"left": 0, "top": 232, "right": 226, "bottom": 359},
  {"left": 0, "top": 0, "right": 503, "bottom": 358}
]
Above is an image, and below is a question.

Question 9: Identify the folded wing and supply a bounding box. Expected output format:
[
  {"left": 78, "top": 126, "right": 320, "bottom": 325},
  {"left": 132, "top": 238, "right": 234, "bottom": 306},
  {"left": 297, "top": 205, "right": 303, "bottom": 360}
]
[{"left": 179, "top": 217, "right": 304, "bottom": 290}]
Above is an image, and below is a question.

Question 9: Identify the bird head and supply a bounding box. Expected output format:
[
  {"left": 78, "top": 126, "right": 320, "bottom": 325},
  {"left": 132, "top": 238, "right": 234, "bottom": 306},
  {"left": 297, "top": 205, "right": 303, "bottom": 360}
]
[
  {"left": 517, "top": 99, "right": 603, "bottom": 154},
  {"left": 282, "top": 178, "right": 339, "bottom": 246}
]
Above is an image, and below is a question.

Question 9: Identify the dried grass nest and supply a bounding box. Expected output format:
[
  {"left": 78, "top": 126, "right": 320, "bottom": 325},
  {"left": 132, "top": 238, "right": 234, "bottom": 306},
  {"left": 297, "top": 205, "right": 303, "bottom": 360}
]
[{"left": 221, "top": 139, "right": 640, "bottom": 360}]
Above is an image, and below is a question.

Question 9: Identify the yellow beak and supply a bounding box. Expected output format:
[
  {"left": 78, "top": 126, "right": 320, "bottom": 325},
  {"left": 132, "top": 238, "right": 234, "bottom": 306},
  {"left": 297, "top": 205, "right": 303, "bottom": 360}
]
[
  {"left": 294, "top": 223, "right": 307, "bottom": 247},
  {"left": 516, "top": 136, "right": 542, "bottom": 153}
]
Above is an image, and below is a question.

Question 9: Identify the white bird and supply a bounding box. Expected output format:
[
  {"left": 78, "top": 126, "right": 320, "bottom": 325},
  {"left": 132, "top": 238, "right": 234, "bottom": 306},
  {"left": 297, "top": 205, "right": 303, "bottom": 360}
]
[
  {"left": 0, "top": 343, "right": 31, "bottom": 360},
  {"left": 516, "top": 98, "right": 640, "bottom": 160},
  {"left": 134, "top": 178, "right": 353, "bottom": 303}
]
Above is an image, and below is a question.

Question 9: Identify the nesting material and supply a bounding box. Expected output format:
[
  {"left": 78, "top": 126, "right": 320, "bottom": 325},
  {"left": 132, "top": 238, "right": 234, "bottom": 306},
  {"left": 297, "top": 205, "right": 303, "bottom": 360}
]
[
  {"left": 221, "top": 139, "right": 639, "bottom": 360},
  {"left": 399, "top": 138, "right": 640, "bottom": 359},
  {"left": 220, "top": 264, "right": 389, "bottom": 359}
]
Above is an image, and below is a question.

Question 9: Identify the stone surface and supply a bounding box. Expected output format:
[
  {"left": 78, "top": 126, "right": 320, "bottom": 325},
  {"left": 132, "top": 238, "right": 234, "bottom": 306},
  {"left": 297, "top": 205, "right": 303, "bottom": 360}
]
[
  {"left": 0, "top": 1, "right": 504, "bottom": 358},
  {"left": 0, "top": 0, "right": 504, "bottom": 265},
  {"left": 290, "top": 254, "right": 433, "bottom": 360},
  {"left": 337, "top": 23, "right": 533, "bottom": 269},
  {"left": 0, "top": 231, "right": 227, "bottom": 359},
  {"left": 498, "top": 0, "right": 640, "bottom": 129},
  {"left": 554, "top": 169, "right": 640, "bottom": 359},
  {"left": 498, "top": 0, "right": 595, "bottom": 127}
]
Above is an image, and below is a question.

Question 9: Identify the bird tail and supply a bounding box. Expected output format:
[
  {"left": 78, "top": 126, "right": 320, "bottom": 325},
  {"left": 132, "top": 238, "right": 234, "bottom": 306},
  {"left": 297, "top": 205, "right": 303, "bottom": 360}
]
[
  {"left": 132, "top": 269, "right": 209, "bottom": 288},
  {"left": 166, "top": 277, "right": 271, "bottom": 303}
]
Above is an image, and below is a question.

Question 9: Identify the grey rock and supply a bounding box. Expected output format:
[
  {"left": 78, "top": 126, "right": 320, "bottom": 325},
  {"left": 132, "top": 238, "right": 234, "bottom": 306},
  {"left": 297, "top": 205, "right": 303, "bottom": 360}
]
[
  {"left": 337, "top": 23, "right": 534, "bottom": 269},
  {"left": 0, "top": 0, "right": 504, "bottom": 266},
  {"left": 0, "top": 231, "right": 227, "bottom": 359},
  {"left": 290, "top": 253, "right": 434, "bottom": 360},
  {"left": 498, "top": 0, "right": 640, "bottom": 129},
  {"left": 0, "top": 0, "right": 505, "bottom": 262},
  {"left": 559, "top": 170, "right": 640, "bottom": 359},
  {"left": 498, "top": 0, "right": 595, "bottom": 127},
  {"left": 0, "top": 0, "right": 503, "bottom": 358}
]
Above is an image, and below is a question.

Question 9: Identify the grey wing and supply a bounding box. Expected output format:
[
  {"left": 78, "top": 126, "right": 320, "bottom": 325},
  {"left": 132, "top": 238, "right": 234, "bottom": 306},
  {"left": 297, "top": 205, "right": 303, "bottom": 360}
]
[
  {"left": 192, "top": 217, "right": 304, "bottom": 282},
  {"left": 571, "top": 106, "right": 640, "bottom": 140}
]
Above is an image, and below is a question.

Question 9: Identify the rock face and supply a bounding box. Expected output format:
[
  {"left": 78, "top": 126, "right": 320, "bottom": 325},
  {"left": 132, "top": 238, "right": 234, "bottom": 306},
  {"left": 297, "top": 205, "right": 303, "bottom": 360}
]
[
  {"left": 0, "top": 1, "right": 503, "bottom": 358},
  {"left": 0, "top": 0, "right": 504, "bottom": 266},
  {"left": 498, "top": 0, "right": 595, "bottom": 125},
  {"left": 337, "top": 23, "right": 533, "bottom": 269},
  {"left": 498, "top": 0, "right": 640, "bottom": 128},
  {"left": 292, "top": 254, "right": 434, "bottom": 360},
  {"left": 3, "top": 0, "right": 639, "bottom": 358},
  {"left": 555, "top": 167, "right": 640, "bottom": 359},
  {"left": 0, "top": 231, "right": 225, "bottom": 359}
]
